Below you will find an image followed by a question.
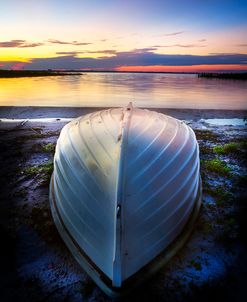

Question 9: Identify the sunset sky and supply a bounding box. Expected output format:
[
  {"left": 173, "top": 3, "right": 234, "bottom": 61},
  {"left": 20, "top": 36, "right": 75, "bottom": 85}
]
[{"left": 0, "top": 0, "right": 247, "bottom": 72}]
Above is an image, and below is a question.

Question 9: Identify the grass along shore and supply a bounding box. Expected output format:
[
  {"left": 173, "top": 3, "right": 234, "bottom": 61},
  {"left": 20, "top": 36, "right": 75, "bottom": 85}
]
[{"left": 0, "top": 70, "right": 82, "bottom": 78}]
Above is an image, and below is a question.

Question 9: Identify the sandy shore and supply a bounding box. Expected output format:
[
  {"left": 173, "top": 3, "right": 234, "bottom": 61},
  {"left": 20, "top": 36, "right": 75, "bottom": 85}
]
[
  {"left": 0, "top": 106, "right": 246, "bottom": 302},
  {"left": 0, "top": 106, "right": 246, "bottom": 120}
]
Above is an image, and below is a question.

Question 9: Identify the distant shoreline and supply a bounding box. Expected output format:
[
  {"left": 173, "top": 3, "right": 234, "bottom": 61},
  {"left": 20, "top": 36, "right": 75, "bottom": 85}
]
[
  {"left": 1, "top": 69, "right": 247, "bottom": 78},
  {"left": 0, "top": 70, "right": 82, "bottom": 78},
  {"left": 198, "top": 72, "right": 247, "bottom": 80}
]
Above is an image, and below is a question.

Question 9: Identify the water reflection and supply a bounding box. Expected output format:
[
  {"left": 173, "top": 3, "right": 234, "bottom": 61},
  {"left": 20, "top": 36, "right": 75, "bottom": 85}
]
[{"left": 0, "top": 73, "right": 246, "bottom": 109}]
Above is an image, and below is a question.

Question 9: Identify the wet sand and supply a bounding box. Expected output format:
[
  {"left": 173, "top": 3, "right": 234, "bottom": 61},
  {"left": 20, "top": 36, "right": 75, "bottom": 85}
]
[
  {"left": 1, "top": 105, "right": 246, "bottom": 120},
  {"left": 0, "top": 107, "right": 247, "bottom": 302}
]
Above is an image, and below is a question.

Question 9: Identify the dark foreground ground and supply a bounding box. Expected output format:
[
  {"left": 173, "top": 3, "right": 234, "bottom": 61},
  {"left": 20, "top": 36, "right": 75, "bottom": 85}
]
[{"left": 0, "top": 108, "right": 246, "bottom": 302}]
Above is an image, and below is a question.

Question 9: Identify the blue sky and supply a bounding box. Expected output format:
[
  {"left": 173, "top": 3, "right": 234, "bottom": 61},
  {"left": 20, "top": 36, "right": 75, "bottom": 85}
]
[{"left": 0, "top": 0, "right": 247, "bottom": 71}]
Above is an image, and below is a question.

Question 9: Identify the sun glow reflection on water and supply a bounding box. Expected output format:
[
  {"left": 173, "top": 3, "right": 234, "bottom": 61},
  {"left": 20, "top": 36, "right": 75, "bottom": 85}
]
[{"left": 0, "top": 73, "right": 246, "bottom": 109}]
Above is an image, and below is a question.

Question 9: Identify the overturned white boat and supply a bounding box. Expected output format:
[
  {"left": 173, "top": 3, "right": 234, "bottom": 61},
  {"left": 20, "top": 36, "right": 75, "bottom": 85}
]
[{"left": 49, "top": 103, "right": 201, "bottom": 296}]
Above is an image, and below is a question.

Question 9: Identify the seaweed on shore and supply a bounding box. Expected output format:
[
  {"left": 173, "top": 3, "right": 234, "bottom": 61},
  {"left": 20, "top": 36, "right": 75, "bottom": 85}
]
[
  {"left": 25, "top": 160, "right": 53, "bottom": 184},
  {"left": 201, "top": 158, "right": 232, "bottom": 176}
]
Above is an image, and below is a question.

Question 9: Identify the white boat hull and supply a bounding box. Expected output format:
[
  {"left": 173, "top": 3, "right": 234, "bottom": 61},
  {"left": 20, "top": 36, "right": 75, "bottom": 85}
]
[{"left": 49, "top": 104, "right": 202, "bottom": 296}]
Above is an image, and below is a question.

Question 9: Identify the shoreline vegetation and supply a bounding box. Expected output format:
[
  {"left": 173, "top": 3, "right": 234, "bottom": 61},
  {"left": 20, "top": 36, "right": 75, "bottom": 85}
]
[
  {"left": 0, "top": 70, "right": 82, "bottom": 78},
  {"left": 0, "top": 69, "right": 247, "bottom": 79},
  {"left": 198, "top": 72, "right": 247, "bottom": 80}
]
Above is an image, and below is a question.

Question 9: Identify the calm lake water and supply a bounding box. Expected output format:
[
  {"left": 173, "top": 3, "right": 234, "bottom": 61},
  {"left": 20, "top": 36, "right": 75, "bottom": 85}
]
[{"left": 0, "top": 73, "right": 246, "bottom": 109}]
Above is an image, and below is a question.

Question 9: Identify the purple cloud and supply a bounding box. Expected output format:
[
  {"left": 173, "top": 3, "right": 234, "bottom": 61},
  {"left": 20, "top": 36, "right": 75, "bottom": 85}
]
[
  {"left": 154, "top": 31, "right": 185, "bottom": 37},
  {"left": 1, "top": 49, "right": 247, "bottom": 70},
  {"left": 173, "top": 43, "right": 206, "bottom": 48},
  {"left": 87, "top": 49, "right": 117, "bottom": 54},
  {"left": 0, "top": 40, "right": 43, "bottom": 48},
  {"left": 162, "top": 31, "right": 185, "bottom": 36},
  {"left": 155, "top": 43, "right": 206, "bottom": 48},
  {"left": 19, "top": 42, "right": 44, "bottom": 48},
  {"left": 17, "top": 51, "right": 247, "bottom": 69},
  {"left": 56, "top": 50, "right": 117, "bottom": 56},
  {"left": 56, "top": 51, "right": 84, "bottom": 55},
  {"left": 48, "top": 39, "right": 92, "bottom": 46}
]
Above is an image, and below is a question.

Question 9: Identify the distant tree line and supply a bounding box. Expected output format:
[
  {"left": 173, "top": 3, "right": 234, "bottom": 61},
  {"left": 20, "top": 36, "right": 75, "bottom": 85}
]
[{"left": 198, "top": 72, "right": 247, "bottom": 80}]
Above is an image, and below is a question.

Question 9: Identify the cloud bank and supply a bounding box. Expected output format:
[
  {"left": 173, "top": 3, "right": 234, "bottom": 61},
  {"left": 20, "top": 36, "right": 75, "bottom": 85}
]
[
  {"left": 47, "top": 39, "right": 92, "bottom": 46},
  {"left": 0, "top": 39, "right": 92, "bottom": 48},
  {"left": 1, "top": 49, "right": 247, "bottom": 70}
]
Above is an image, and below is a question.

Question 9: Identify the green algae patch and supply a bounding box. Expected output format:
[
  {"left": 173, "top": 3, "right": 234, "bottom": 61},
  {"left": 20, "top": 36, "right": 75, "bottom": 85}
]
[
  {"left": 41, "top": 143, "right": 56, "bottom": 153},
  {"left": 213, "top": 143, "right": 239, "bottom": 155},
  {"left": 31, "top": 142, "right": 56, "bottom": 153},
  {"left": 25, "top": 161, "right": 53, "bottom": 175},
  {"left": 25, "top": 160, "right": 53, "bottom": 184},
  {"left": 203, "top": 158, "right": 231, "bottom": 176}
]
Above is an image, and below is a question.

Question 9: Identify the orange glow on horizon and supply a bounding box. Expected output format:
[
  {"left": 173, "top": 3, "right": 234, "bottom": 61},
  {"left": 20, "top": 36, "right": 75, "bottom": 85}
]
[
  {"left": 115, "top": 64, "right": 247, "bottom": 72},
  {"left": 11, "top": 62, "right": 27, "bottom": 70}
]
